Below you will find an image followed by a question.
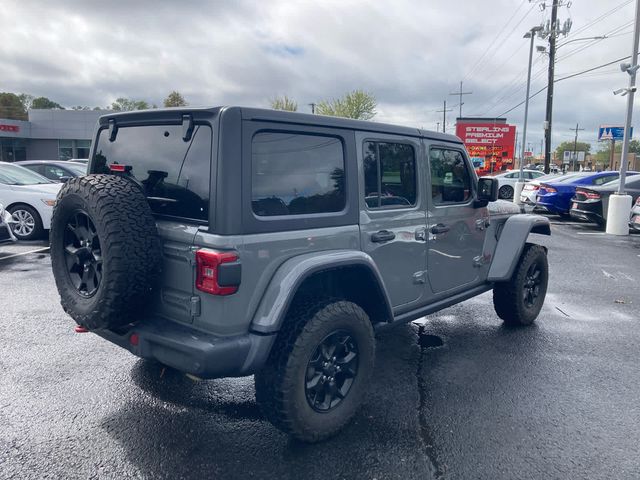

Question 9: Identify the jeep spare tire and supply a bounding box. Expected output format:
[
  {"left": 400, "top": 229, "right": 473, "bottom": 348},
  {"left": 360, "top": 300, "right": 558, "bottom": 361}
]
[{"left": 50, "top": 174, "right": 161, "bottom": 330}]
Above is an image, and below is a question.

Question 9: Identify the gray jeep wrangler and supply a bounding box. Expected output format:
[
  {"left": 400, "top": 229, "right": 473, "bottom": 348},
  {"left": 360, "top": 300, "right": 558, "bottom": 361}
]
[{"left": 50, "top": 107, "right": 550, "bottom": 442}]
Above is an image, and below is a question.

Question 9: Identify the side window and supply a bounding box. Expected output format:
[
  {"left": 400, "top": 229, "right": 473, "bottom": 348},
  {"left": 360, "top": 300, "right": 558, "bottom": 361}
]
[
  {"left": 505, "top": 172, "right": 517, "bottom": 179},
  {"left": 251, "top": 132, "right": 345, "bottom": 217},
  {"left": 592, "top": 174, "right": 616, "bottom": 185},
  {"left": 363, "top": 141, "right": 416, "bottom": 208},
  {"left": 429, "top": 148, "right": 473, "bottom": 204}
]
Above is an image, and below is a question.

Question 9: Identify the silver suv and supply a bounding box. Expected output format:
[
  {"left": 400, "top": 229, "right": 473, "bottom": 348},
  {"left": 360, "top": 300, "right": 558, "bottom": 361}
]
[{"left": 50, "top": 107, "right": 550, "bottom": 442}]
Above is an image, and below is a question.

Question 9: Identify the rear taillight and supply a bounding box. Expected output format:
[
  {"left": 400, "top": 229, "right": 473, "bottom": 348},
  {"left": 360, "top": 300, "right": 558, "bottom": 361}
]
[
  {"left": 523, "top": 184, "right": 540, "bottom": 191},
  {"left": 542, "top": 184, "right": 556, "bottom": 193},
  {"left": 577, "top": 189, "right": 601, "bottom": 200},
  {"left": 196, "top": 249, "right": 240, "bottom": 295},
  {"left": 635, "top": 196, "right": 640, "bottom": 206}
]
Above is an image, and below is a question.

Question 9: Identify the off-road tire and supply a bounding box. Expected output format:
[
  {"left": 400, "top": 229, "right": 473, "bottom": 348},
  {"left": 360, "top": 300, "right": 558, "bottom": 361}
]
[
  {"left": 254, "top": 298, "right": 375, "bottom": 443},
  {"left": 493, "top": 243, "right": 548, "bottom": 326},
  {"left": 498, "top": 185, "right": 514, "bottom": 200},
  {"left": 50, "top": 174, "right": 161, "bottom": 330},
  {"left": 8, "top": 204, "right": 44, "bottom": 240}
]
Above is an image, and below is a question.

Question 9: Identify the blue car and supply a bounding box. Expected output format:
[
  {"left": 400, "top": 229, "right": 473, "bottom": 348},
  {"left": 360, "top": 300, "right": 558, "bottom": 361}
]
[{"left": 536, "top": 171, "right": 638, "bottom": 217}]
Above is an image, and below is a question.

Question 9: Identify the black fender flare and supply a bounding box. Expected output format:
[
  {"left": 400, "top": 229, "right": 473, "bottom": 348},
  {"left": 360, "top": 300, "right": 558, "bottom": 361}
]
[
  {"left": 250, "top": 250, "right": 393, "bottom": 334},
  {"left": 487, "top": 214, "right": 550, "bottom": 282}
]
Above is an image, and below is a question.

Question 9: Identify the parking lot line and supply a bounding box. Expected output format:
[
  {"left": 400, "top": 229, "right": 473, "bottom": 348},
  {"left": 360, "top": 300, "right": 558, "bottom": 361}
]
[{"left": 0, "top": 247, "right": 50, "bottom": 261}]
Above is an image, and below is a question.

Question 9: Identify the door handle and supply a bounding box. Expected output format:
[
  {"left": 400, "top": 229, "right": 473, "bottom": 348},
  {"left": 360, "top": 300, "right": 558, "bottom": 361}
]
[
  {"left": 430, "top": 223, "right": 450, "bottom": 234},
  {"left": 371, "top": 230, "right": 396, "bottom": 243}
]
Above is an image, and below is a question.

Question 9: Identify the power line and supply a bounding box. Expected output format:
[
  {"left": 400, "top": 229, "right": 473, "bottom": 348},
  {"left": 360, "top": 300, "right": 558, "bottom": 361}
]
[
  {"left": 449, "top": 81, "right": 473, "bottom": 119},
  {"left": 496, "top": 55, "right": 633, "bottom": 118},
  {"left": 461, "top": 0, "right": 531, "bottom": 82}
]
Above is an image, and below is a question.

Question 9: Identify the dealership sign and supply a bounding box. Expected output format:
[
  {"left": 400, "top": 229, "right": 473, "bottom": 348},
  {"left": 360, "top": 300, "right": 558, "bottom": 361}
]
[
  {"left": 0, "top": 124, "right": 20, "bottom": 133},
  {"left": 455, "top": 122, "right": 517, "bottom": 173},
  {"left": 598, "top": 125, "right": 633, "bottom": 141}
]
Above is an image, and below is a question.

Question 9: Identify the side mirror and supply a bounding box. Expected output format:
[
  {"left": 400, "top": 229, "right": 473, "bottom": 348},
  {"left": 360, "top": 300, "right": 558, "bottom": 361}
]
[{"left": 476, "top": 177, "right": 499, "bottom": 205}]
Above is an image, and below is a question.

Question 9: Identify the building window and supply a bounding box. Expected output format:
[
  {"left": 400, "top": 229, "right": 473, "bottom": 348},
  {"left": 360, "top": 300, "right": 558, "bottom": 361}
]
[
  {"left": 251, "top": 132, "right": 345, "bottom": 217},
  {"left": 76, "top": 140, "right": 91, "bottom": 159},
  {"left": 0, "top": 138, "right": 26, "bottom": 162},
  {"left": 59, "top": 140, "right": 73, "bottom": 160}
]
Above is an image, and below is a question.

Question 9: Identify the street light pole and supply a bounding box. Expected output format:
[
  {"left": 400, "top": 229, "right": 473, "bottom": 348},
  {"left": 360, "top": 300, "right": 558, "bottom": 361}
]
[
  {"left": 515, "top": 26, "right": 543, "bottom": 205},
  {"left": 606, "top": 0, "right": 640, "bottom": 235}
]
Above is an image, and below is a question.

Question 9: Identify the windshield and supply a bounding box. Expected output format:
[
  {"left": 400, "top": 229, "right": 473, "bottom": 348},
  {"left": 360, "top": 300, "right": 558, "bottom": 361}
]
[
  {"left": 93, "top": 124, "right": 212, "bottom": 222},
  {"left": 0, "top": 163, "right": 53, "bottom": 185}
]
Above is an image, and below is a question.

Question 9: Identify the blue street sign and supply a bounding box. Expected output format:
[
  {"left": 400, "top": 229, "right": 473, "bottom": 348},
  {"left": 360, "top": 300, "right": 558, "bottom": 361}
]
[{"left": 598, "top": 125, "right": 633, "bottom": 141}]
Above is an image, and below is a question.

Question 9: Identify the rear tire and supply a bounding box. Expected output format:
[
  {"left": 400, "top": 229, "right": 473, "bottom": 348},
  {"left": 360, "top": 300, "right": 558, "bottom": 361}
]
[
  {"left": 8, "top": 204, "right": 44, "bottom": 240},
  {"left": 498, "top": 185, "right": 514, "bottom": 199},
  {"left": 255, "top": 298, "right": 375, "bottom": 442},
  {"left": 493, "top": 244, "right": 548, "bottom": 326}
]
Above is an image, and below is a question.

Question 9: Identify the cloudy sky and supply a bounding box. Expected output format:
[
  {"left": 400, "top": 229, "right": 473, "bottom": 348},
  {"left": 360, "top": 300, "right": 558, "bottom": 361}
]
[{"left": 0, "top": 0, "right": 637, "bottom": 152}]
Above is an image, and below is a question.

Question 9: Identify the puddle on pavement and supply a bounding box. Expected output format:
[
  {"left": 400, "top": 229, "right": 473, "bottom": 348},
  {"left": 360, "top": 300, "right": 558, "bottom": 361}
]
[{"left": 416, "top": 325, "right": 444, "bottom": 349}]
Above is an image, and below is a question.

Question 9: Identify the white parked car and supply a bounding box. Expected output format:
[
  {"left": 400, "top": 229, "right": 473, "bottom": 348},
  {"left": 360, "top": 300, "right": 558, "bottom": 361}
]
[
  {"left": 0, "top": 162, "right": 62, "bottom": 240},
  {"left": 492, "top": 169, "right": 546, "bottom": 199}
]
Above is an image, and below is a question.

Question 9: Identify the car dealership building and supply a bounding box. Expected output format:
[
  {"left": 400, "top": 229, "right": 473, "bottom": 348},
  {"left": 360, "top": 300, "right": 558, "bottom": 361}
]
[{"left": 0, "top": 109, "right": 108, "bottom": 162}]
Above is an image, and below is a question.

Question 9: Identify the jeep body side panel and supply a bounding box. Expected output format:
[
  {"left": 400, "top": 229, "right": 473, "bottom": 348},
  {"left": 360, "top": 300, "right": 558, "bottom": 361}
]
[
  {"left": 487, "top": 214, "right": 551, "bottom": 281},
  {"left": 355, "top": 131, "right": 428, "bottom": 308},
  {"left": 250, "top": 249, "right": 393, "bottom": 334}
]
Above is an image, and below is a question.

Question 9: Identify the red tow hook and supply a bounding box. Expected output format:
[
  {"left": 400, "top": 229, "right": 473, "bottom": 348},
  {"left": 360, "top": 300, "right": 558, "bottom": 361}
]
[{"left": 74, "top": 325, "right": 89, "bottom": 333}]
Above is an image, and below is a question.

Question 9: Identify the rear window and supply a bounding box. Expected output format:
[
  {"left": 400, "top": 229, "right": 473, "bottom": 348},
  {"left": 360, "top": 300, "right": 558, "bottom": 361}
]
[{"left": 93, "top": 124, "right": 212, "bottom": 222}]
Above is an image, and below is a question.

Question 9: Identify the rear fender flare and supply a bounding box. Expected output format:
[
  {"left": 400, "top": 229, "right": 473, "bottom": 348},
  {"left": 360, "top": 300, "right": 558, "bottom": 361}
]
[
  {"left": 488, "top": 214, "right": 550, "bottom": 282},
  {"left": 250, "top": 250, "right": 393, "bottom": 334}
]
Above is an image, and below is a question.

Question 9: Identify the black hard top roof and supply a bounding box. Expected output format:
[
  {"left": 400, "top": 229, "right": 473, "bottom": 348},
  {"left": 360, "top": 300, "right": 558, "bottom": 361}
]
[{"left": 99, "top": 106, "right": 463, "bottom": 144}]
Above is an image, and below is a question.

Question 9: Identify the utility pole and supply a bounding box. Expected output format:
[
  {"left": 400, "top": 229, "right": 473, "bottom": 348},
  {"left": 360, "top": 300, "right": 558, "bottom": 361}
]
[
  {"left": 543, "top": 0, "right": 559, "bottom": 174},
  {"left": 436, "top": 121, "right": 441, "bottom": 132},
  {"left": 610, "top": 139, "right": 616, "bottom": 170},
  {"left": 571, "top": 123, "right": 585, "bottom": 171},
  {"left": 308, "top": 103, "right": 316, "bottom": 114},
  {"left": 541, "top": 0, "right": 572, "bottom": 174},
  {"left": 436, "top": 100, "right": 452, "bottom": 134},
  {"left": 449, "top": 81, "right": 473, "bottom": 121}
]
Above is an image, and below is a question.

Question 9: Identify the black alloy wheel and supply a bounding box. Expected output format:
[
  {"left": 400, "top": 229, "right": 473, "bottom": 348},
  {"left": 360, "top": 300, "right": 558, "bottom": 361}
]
[
  {"left": 305, "top": 330, "right": 359, "bottom": 412},
  {"left": 63, "top": 211, "right": 102, "bottom": 297},
  {"left": 523, "top": 262, "right": 542, "bottom": 308}
]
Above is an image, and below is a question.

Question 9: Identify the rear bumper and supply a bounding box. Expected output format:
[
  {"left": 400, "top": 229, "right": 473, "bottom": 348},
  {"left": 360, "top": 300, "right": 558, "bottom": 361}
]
[
  {"left": 570, "top": 208, "right": 604, "bottom": 224},
  {"left": 95, "top": 317, "right": 276, "bottom": 379}
]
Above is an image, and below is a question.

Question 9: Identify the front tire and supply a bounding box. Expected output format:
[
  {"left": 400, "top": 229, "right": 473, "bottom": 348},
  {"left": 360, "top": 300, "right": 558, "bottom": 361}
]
[
  {"left": 255, "top": 299, "right": 375, "bottom": 443},
  {"left": 493, "top": 244, "right": 548, "bottom": 326},
  {"left": 8, "top": 205, "right": 44, "bottom": 240},
  {"left": 498, "top": 185, "right": 514, "bottom": 199}
]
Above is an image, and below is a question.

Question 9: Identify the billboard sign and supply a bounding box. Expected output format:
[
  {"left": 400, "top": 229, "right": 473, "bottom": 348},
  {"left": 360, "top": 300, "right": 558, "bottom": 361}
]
[
  {"left": 598, "top": 125, "right": 633, "bottom": 141},
  {"left": 455, "top": 122, "right": 517, "bottom": 175}
]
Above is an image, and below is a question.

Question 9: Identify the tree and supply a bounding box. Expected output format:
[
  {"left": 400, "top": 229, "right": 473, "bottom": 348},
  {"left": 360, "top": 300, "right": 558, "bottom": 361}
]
[
  {"left": 17, "top": 93, "right": 34, "bottom": 111},
  {"left": 555, "top": 140, "right": 591, "bottom": 163},
  {"left": 163, "top": 91, "right": 188, "bottom": 107},
  {"left": 110, "top": 97, "right": 150, "bottom": 111},
  {"left": 0, "top": 92, "right": 27, "bottom": 120},
  {"left": 316, "top": 89, "right": 377, "bottom": 120},
  {"left": 270, "top": 95, "right": 297, "bottom": 112},
  {"left": 30, "top": 96, "right": 64, "bottom": 109}
]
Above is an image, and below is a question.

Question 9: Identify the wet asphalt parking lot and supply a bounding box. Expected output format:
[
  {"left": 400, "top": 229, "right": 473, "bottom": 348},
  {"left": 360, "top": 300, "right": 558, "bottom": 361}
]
[{"left": 1, "top": 222, "right": 639, "bottom": 480}]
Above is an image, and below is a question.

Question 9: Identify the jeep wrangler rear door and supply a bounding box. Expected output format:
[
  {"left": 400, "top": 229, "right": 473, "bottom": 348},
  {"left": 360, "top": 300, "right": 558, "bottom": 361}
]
[
  {"left": 358, "top": 134, "right": 427, "bottom": 308},
  {"left": 425, "top": 146, "right": 488, "bottom": 295}
]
